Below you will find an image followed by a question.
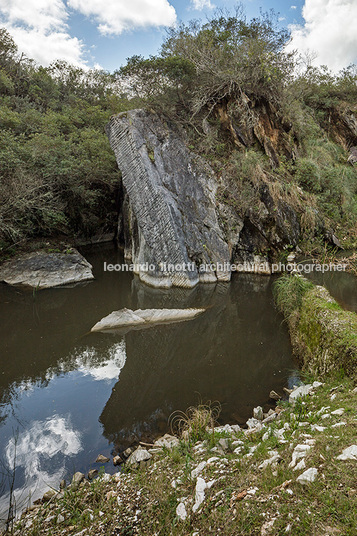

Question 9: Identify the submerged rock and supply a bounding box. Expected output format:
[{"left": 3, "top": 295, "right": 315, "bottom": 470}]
[
  {"left": 91, "top": 307, "right": 206, "bottom": 333},
  {"left": 0, "top": 249, "right": 94, "bottom": 289},
  {"left": 95, "top": 454, "right": 110, "bottom": 464}
]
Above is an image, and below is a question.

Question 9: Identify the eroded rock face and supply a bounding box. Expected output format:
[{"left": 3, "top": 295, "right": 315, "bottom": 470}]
[
  {"left": 0, "top": 249, "right": 94, "bottom": 289},
  {"left": 106, "top": 109, "right": 231, "bottom": 288}
]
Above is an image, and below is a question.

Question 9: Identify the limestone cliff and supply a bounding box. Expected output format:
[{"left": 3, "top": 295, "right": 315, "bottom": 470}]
[{"left": 106, "top": 110, "right": 230, "bottom": 288}]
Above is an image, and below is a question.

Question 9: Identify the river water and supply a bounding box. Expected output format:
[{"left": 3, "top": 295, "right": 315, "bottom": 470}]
[{"left": 0, "top": 243, "right": 299, "bottom": 519}]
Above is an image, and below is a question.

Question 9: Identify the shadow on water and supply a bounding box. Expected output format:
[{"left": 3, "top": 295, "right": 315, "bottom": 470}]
[{"left": 0, "top": 243, "right": 298, "bottom": 517}]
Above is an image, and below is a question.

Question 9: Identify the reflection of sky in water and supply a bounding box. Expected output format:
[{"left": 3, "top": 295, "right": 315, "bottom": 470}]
[
  {"left": 71, "top": 341, "right": 126, "bottom": 382},
  {"left": 0, "top": 416, "right": 82, "bottom": 519},
  {"left": 0, "top": 341, "right": 127, "bottom": 520}
]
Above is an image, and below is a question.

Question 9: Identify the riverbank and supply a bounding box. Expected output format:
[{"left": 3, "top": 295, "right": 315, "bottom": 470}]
[{"left": 6, "top": 374, "right": 357, "bottom": 536}]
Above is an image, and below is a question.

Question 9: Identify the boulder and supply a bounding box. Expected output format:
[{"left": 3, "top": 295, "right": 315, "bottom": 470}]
[
  {"left": 0, "top": 249, "right": 94, "bottom": 289},
  {"left": 106, "top": 110, "right": 230, "bottom": 288},
  {"left": 91, "top": 307, "right": 206, "bottom": 333}
]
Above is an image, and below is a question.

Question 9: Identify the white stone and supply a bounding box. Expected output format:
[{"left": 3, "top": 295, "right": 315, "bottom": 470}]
[
  {"left": 331, "top": 422, "right": 346, "bottom": 428},
  {"left": 311, "top": 425, "right": 326, "bottom": 432},
  {"left": 253, "top": 406, "right": 264, "bottom": 421},
  {"left": 207, "top": 457, "right": 219, "bottom": 464},
  {"left": 259, "top": 455, "right": 280, "bottom": 470},
  {"left": 336, "top": 445, "right": 357, "bottom": 461},
  {"left": 331, "top": 408, "right": 345, "bottom": 416},
  {"left": 154, "top": 434, "right": 180, "bottom": 449},
  {"left": 193, "top": 478, "right": 207, "bottom": 513},
  {"left": 246, "top": 417, "right": 262, "bottom": 429},
  {"left": 127, "top": 446, "right": 152, "bottom": 465},
  {"left": 293, "top": 459, "right": 306, "bottom": 472},
  {"left": 191, "top": 461, "right": 207, "bottom": 479},
  {"left": 176, "top": 502, "right": 187, "bottom": 521},
  {"left": 289, "top": 444, "right": 311, "bottom": 468},
  {"left": 296, "top": 468, "right": 318, "bottom": 485},
  {"left": 312, "top": 381, "right": 323, "bottom": 389},
  {"left": 289, "top": 384, "right": 313, "bottom": 404},
  {"left": 330, "top": 394, "right": 337, "bottom": 401}
]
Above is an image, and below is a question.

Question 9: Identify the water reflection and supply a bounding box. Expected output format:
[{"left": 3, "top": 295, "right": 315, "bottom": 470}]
[
  {"left": 0, "top": 416, "right": 82, "bottom": 522},
  {"left": 306, "top": 269, "right": 357, "bottom": 313},
  {"left": 99, "top": 275, "right": 294, "bottom": 448},
  {"left": 0, "top": 244, "right": 298, "bottom": 515}
]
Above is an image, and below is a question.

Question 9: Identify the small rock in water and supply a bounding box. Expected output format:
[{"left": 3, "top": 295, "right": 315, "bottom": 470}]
[
  {"left": 122, "top": 447, "right": 134, "bottom": 458},
  {"left": 88, "top": 469, "right": 98, "bottom": 480},
  {"left": 336, "top": 445, "right": 357, "bottom": 461},
  {"left": 296, "top": 467, "right": 318, "bottom": 485},
  {"left": 71, "top": 472, "right": 85, "bottom": 489},
  {"left": 96, "top": 454, "right": 110, "bottom": 464},
  {"left": 59, "top": 479, "right": 66, "bottom": 489},
  {"left": 42, "top": 489, "right": 56, "bottom": 502},
  {"left": 253, "top": 406, "right": 264, "bottom": 421},
  {"left": 113, "top": 455, "right": 123, "bottom": 466},
  {"left": 269, "top": 390, "right": 281, "bottom": 401}
]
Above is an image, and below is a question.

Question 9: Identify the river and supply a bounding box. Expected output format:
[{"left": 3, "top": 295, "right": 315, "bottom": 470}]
[{"left": 0, "top": 243, "right": 298, "bottom": 519}]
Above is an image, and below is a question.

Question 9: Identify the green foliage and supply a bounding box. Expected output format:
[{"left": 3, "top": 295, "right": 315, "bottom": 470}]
[{"left": 0, "top": 28, "right": 136, "bottom": 247}]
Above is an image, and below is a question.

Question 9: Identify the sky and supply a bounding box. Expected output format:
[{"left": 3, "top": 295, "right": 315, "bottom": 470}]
[{"left": 0, "top": 0, "right": 356, "bottom": 73}]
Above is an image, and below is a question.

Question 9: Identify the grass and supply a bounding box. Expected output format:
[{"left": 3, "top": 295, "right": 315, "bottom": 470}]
[
  {"left": 9, "top": 374, "right": 357, "bottom": 536},
  {"left": 274, "top": 274, "right": 357, "bottom": 379}
]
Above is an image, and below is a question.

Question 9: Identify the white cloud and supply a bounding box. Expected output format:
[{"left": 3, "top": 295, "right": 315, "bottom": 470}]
[
  {"left": 287, "top": 0, "right": 357, "bottom": 72},
  {"left": 291, "top": 5, "right": 297, "bottom": 9},
  {"left": 0, "top": 0, "right": 177, "bottom": 67},
  {"left": 0, "top": 0, "right": 87, "bottom": 67},
  {"left": 67, "top": 0, "right": 177, "bottom": 35},
  {"left": 0, "top": 416, "right": 82, "bottom": 517},
  {"left": 5, "top": 24, "right": 86, "bottom": 67},
  {"left": 191, "top": 0, "right": 214, "bottom": 10},
  {"left": 73, "top": 341, "right": 127, "bottom": 382}
]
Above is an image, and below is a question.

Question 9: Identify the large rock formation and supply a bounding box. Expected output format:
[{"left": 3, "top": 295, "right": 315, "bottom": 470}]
[
  {"left": 106, "top": 110, "right": 230, "bottom": 288},
  {"left": 106, "top": 109, "right": 301, "bottom": 288}
]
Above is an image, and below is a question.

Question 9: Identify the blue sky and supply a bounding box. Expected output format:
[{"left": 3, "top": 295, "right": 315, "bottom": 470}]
[{"left": 0, "top": 0, "right": 355, "bottom": 72}]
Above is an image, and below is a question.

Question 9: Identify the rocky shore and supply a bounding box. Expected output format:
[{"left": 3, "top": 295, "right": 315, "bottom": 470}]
[{"left": 7, "top": 376, "right": 357, "bottom": 536}]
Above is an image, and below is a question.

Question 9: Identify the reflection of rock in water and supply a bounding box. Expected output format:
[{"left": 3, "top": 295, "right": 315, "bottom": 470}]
[{"left": 99, "top": 275, "right": 293, "bottom": 449}]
